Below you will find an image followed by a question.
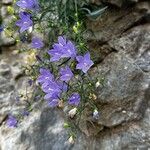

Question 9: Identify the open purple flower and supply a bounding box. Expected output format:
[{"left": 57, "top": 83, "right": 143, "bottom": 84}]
[
  {"left": 48, "top": 36, "right": 67, "bottom": 62},
  {"left": 31, "top": 37, "right": 44, "bottom": 49},
  {"left": 42, "top": 81, "right": 62, "bottom": 99},
  {"left": 16, "top": 12, "right": 33, "bottom": 33},
  {"left": 61, "top": 41, "right": 77, "bottom": 59},
  {"left": 16, "top": 0, "right": 39, "bottom": 10},
  {"left": 44, "top": 92, "right": 58, "bottom": 100},
  {"left": 76, "top": 52, "right": 94, "bottom": 73},
  {"left": 37, "top": 68, "right": 54, "bottom": 84},
  {"left": 48, "top": 36, "right": 77, "bottom": 62},
  {"left": 59, "top": 66, "right": 73, "bottom": 82},
  {"left": 58, "top": 36, "right": 67, "bottom": 46},
  {"left": 48, "top": 44, "right": 64, "bottom": 62},
  {"left": 7, "top": 115, "right": 18, "bottom": 128},
  {"left": 68, "top": 93, "right": 80, "bottom": 106}
]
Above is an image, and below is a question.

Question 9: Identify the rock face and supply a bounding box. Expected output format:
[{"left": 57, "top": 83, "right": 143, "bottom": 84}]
[
  {"left": 0, "top": 0, "right": 150, "bottom": 150},
  {"left": 101, "top": 0, "right": 139, "bottom": 7},
  {"left": 94, "top": 51, "right": 148, "bottom": 127}
]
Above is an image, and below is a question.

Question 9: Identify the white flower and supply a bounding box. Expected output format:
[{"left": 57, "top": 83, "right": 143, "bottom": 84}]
[{"left": 68, "top": 108, "right": 77, "bottom": 118}]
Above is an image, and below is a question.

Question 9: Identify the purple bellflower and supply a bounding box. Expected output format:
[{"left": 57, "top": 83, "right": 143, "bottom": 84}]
[
  {"left": 7, "top": 115, "right": 18, "bottom": 128},
  {"left": 37, "top": 68, "right": 54, "bottom": 84},
  {"left": 16, "top": 0, "right": 39, "bottom": 10},
  {"left": 61, "top": 41, "right": 77, "bottom": 59},
  {"left": 48, "top": 36, "right": 67, "bottom": 62},
  {"left": 76, "top": 52, "right": 94, "bottom": 73},
  {"left": 48, "top": 36, "right": 77, "bottom": 62},
  {"left": 58, "top": 36, "right": 67, "bottom": 46},
  {"left": 68, "top": 93, "right": 80, "bottom": 106},
  {"left": 42, "top": 81, "right": 62, "bottom": 99},
  {"left": 31, "top": 37, "right": 44, "bottom": 49},
  {"left": 59, "top": 66, "right": 73, "bottom": 82},
  {"left": 16, "top": 12, "right": 33, "bottom": 33},
  {"left": 48, "top": 44, "right": 64, "bottom": 62}
]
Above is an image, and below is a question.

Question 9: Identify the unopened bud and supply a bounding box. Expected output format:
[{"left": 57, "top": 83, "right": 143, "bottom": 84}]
[
  {"left": 58, "top": 100, "right": 64, "bottom": 108},
  {"left": 27, "top": 26, "right": 33, "bottom": 34},
  {"left": 93, "top": 109, "right": 99, "bottom": 120},
  {"left": 7, "top": 6, "right": 14, "bottom": 14},
  {"left": 77, "top": 22, "right": 80, "bottom": 27},
  {"left": 63, "top": 122, "right": 69, "bottom": 128},
  {"left": 73, "top": 25, "right": 78, "bottom": 34},
  {"left": 96, "top": 81, "right": 100, "bottom": 88},
  {"left": 92, "top": 94, "right": 97, "bottom": 100},
  {"left": 68, "top": 136, "right": 74, "bottom": 144},
  {"left": 68, "top": 108, "right": 77, "bottom": 118},
  {"left": 89, "top": 93, "right": 97, "bottom": 100}
]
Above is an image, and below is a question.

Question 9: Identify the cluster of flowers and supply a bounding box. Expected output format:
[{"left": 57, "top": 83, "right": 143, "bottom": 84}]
[
  {"left": 6, "top": 0, "right": 43, "bottom": 128},
  {"left": 16, "top": 0, "right": 44, "bottom": 49},
  {"left": 37, "top": 36, "right": 94, "bottom": 107},
  {"left": 6, "top": 0, "right": 97, "bottom": 128}
]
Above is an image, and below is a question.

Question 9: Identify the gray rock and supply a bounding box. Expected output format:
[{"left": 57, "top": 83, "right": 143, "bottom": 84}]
[
  {"left": 109, "top": 24, "right": 150, "bottom": 72},
  {"left": 78, "top": 51, "right": 149, "bottom": 135},
  {"left": 0, "top": 0, "right": 150, "bottom": 150},
  {"left": 0, "top": 59, "right": 26, "bottom": 125},
  {"left": 85, "top": 2, "right": 150, "bottom": 43},
  {"left": 101, "top": 0, "right": 139, "bottom": 7},
  {"left": 0, "top": 6, "right": 9, "bottom": 19},
  {"left": 0, "top": 108, "right": 76, "bottom": 150}
]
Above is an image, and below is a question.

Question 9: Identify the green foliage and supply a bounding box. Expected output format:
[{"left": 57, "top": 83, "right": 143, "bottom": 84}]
[{"left": 37, "top": 0, "right": 88, "bottom": 49}]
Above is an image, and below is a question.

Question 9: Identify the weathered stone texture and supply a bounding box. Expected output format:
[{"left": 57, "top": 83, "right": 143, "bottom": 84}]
[{"left": 0, "top": 0, "right": 150, "bottom": 150}]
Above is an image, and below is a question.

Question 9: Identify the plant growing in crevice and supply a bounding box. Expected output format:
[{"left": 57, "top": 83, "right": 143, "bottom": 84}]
[{"left": 4, "top": 0, "right": 107, "bottom": 142}]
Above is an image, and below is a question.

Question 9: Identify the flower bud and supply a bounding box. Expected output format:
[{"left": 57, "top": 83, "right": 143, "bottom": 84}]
[
  {"left": 92, "top": 94, "right": 97, "bottom": 100},
  {"left": 68, "top": 136, "right": 74, "bottom": 144},
  {"left": 89, "top": 93, "right": 97, "bottom": 100},
  {"left": 73, "top": 25, "right": 78, "bottom": 34},
  {"left": 12, "top": 15, "right": 17, "bottom": 20},
  {"left": 77, "top": 22, "right": 80, "bottom": 27},
  {"left": 7, "top": 6, "right": 14, "bottom": 14},
  {"left": 63, "top": 122, "right": 69, "bottom": 128},
  {"left": 75, "top": 13, "right": 78, "bottom": 17},
  {"left": 93, "top": 109, "right": 99, "bottom": 120},
  {"left": 27, "top": 26, "right": 33, "bottom": 34},
  {"left": 96, "top": 81, "right": 100, "bottom": 88},
  {"left": 68, "top": 108, "right": 77, "bottom": 118},
  {"left": 58, "top": 100, "right": 64, "bottom": 108}
]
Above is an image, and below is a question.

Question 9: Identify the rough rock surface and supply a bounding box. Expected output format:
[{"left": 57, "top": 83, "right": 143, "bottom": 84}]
[{"left": 0, "top": 0, "right": 150, "bottom": 150}]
